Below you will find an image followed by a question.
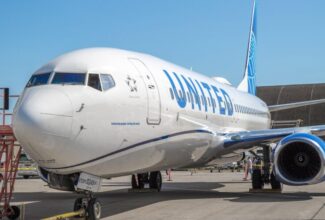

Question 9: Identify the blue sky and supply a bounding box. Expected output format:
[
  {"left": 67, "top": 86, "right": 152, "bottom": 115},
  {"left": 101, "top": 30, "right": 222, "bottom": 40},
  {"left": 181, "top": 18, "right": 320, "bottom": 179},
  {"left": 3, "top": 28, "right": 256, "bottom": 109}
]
[{"left": 1, "top": 0, "right": 325, "bottom": 95}]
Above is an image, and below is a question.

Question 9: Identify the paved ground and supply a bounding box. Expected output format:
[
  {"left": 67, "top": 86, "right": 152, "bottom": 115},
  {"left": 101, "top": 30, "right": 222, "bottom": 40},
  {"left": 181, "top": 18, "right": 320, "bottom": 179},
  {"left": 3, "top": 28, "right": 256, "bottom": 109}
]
[{"left": 11, "top": 171, "right": 325, "bottom": 220}]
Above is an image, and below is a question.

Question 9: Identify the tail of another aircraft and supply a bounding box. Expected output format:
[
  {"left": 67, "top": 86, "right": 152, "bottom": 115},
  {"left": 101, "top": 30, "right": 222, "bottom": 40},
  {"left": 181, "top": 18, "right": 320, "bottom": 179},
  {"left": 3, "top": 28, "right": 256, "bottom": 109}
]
[{"left": 237, "top": 0, "right": 257, "bottom": 95}]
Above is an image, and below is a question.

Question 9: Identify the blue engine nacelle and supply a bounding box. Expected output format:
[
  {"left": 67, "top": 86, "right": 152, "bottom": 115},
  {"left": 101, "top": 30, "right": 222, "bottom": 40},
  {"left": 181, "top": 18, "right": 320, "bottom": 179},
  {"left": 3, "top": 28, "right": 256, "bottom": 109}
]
[{"left": 273, "top": 133, "right": 325, "bottom": 185}]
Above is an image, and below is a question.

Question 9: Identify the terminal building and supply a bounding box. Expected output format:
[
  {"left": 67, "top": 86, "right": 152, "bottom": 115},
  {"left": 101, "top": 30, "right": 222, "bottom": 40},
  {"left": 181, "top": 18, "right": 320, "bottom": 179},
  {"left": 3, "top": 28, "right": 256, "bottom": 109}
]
[{"left": 257, "top": 83, "right": 325, "bottom": 127}]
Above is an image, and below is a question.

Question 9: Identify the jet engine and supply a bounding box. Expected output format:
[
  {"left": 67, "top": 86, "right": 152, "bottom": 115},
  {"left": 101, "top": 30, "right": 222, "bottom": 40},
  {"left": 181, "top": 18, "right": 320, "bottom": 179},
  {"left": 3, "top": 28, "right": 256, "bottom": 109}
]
[{"left": 273, "top": 133, "right": 325, "bottom": 185}]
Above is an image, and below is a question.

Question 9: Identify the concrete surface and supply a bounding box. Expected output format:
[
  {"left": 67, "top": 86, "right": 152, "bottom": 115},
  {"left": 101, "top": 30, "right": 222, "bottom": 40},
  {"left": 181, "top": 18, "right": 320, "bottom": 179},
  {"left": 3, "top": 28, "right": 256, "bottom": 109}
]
[{"left": 11, "top": 171, "right": 325, "bottom": 220}]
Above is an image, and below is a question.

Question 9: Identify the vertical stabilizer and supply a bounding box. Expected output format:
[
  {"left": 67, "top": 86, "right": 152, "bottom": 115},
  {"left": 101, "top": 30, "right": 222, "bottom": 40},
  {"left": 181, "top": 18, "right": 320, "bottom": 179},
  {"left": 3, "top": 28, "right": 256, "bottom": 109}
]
[{"left": 237, "top": 0, "right": 257, "bottom": 95}]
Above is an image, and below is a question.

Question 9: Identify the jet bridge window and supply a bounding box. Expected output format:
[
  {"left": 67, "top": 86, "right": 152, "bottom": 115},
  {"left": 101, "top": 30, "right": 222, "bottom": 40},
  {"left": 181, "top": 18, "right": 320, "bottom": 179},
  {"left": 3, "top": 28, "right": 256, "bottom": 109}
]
[
  {"left": 88, "top": 74, "right": 102, "bottom": 91},
  {"left": 52, "top": 73, "right": 86, "bottom": 85},
  {"left": 26, "top": 72, "right": 51, "bottom": 87}
]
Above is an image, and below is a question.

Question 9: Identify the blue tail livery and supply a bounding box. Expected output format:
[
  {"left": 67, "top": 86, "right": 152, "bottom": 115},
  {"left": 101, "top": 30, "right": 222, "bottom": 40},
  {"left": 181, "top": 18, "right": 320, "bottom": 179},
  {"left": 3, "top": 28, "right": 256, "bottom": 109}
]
[{"left": 238, "top": 0, "right": 257, "bottom": 95}]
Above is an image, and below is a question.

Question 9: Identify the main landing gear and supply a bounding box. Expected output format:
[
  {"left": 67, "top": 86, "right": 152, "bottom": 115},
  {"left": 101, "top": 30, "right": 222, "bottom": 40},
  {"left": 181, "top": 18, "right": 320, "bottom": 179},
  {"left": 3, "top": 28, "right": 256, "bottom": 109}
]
[
  {"left": 74, "top": 192, "right": 101, "bottom": 220},
  {"left": 131, "top": 171, "right": 162, "bottom": 191},
  {"left": 251, "top": 145, "right": 282, "bottom": 191}
]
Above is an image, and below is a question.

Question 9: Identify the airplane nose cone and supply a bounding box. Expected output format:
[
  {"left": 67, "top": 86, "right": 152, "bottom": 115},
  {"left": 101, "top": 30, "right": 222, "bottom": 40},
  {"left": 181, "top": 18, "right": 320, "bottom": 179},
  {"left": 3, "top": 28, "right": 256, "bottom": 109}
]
[
  {"left": 14, "top": 88, "right": 73, "bottom": 137},
  {"left": 13, "top": 88, "right": 73, "bottom": 165}
]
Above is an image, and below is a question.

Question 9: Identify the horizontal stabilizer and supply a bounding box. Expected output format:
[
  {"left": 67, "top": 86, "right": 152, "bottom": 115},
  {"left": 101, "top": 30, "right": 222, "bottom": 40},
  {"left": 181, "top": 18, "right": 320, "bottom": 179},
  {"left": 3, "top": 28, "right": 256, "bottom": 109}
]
[{"left": 268, "top": 99, "right": 325, "bottom": 112}]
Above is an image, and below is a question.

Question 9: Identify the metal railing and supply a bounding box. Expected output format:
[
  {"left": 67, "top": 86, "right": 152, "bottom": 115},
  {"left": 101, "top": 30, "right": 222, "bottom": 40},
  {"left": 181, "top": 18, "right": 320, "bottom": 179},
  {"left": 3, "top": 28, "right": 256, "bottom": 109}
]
[
  {"left": 271, "top": 119, "right": 303, "bottom": 128},
  {"left": 0, "top": 88, "right": 19, "bottom": 126},
  {"left": 0, "top": 88, "right": 22, "bottom": 219}
]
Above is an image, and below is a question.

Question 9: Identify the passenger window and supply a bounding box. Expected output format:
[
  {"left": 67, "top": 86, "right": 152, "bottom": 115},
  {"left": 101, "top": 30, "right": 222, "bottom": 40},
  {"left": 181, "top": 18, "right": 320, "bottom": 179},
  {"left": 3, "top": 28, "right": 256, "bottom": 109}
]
[
  {"left": 100, "top": 74, "right": 115, "bottom": 91},
  {"left": 88, "top": 74, "right": 102, "bottom": 91}
]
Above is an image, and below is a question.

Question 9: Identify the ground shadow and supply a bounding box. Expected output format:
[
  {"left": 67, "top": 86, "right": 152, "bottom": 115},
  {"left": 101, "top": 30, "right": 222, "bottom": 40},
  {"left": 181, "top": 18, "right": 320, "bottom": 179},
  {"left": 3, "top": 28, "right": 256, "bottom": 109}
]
[{"left": 11, "top": 180, "right": 320, "bottom": 219}]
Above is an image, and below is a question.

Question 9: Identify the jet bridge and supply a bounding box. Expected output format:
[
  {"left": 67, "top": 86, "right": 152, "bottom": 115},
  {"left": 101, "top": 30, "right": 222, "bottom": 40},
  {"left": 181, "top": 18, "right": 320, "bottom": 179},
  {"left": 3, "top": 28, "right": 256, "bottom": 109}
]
[{"left": 257, "top": 83, "right": 325, "bottom": 126}]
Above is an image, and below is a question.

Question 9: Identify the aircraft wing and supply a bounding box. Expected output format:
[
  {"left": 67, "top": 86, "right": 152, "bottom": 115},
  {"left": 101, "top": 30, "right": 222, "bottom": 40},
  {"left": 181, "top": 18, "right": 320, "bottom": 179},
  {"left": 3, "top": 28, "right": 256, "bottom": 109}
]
[
  {"left": 178, "top": 113, "right": 325, "bottom": 151},
  {"left": 268, "top": 99, "right": 325, "bottom": 112},
  {"left": 222, "top": 125, "right": 325, "bottom": 151}
]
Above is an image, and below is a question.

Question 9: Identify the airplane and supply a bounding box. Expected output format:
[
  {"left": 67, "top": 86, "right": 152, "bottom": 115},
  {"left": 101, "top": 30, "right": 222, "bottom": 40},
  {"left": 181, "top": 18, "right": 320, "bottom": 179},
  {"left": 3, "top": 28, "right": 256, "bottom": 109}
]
[{"left": 11, "top": 1, "right": 325, "bottom": 219}]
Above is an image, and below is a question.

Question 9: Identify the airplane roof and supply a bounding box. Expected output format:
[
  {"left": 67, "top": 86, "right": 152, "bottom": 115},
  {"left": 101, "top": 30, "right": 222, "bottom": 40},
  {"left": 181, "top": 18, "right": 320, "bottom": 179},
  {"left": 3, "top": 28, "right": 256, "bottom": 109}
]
[{"left": 34, "top": 47, "right": 154, "bottom": 74}]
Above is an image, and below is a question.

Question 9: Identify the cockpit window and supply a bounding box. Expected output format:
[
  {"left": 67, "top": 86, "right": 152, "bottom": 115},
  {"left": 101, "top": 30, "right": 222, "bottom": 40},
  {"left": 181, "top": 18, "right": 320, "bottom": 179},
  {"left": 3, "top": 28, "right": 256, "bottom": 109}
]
[
  {"left": 100, "top": 74, "right": 115, "bottom": 91},
  {"left": 26, "top": 73, "right": 51, "bottom": 87},
  {"left": 88, "top": 74, "right": 102, "bottom": 91},
  {"left": 51, "top": 73, "right": 85, "bottom": 85}
]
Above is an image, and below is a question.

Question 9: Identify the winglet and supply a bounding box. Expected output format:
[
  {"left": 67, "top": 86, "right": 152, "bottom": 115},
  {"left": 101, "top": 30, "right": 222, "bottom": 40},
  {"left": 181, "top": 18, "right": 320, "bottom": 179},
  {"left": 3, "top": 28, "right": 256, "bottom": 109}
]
[{"left": 237, "top": 0, "right": 257, "bottom": 95}]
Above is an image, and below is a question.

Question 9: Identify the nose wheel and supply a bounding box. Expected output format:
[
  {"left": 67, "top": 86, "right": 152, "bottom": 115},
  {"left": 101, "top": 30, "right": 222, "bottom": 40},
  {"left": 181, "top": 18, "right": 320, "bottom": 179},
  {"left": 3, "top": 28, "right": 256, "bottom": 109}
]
[
  {"left": 74, "top": 193, "right": 101, "bottom": 220},
  {"left": 87, "top": 198, "right": 101, "bottom": 220},
  {"left": 7, "top": 206, "right": 20, "bottom": 220}
]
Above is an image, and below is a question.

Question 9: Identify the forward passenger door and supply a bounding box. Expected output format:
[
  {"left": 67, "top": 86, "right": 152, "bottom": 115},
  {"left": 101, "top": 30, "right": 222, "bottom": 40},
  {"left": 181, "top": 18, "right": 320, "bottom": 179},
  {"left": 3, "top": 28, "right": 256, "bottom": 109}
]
[{"left": 129, "top": 58, "right": 161, "bottom": 125}]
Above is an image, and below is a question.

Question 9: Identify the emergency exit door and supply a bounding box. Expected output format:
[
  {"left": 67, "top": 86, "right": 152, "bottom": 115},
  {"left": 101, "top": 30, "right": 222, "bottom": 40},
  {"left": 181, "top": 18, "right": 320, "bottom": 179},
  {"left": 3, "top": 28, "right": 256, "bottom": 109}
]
[{"left": 129, "top": 58, "right": 161, "bottom": 125}]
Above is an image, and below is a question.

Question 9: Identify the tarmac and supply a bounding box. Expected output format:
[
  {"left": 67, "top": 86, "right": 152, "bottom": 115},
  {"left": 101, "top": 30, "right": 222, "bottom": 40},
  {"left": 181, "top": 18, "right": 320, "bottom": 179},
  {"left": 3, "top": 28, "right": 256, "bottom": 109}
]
[{"left": 11, "top": 170, "right": 325, "bottom": 220}]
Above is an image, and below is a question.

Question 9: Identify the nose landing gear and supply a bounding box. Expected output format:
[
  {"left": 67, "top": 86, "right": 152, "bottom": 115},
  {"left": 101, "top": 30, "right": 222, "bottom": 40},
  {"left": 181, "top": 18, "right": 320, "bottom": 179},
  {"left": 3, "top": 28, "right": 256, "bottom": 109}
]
[{"left": 74, "top": 192, "right": 101, "bottom": 220}]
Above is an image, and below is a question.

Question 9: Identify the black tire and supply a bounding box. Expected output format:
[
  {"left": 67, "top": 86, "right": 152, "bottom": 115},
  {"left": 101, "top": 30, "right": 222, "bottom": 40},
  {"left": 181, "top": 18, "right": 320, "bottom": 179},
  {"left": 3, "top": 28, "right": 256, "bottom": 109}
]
[
  {"left": 252, "top": 169, "right": 264, "bottom": 189},
  {"left": 149, "top": 171, "right": 162, "bottom": 192},
  {"left": 131, "top": 175, "right": 138, "bottom": 189},
  {"left": 7, "top": 206, "right": 20, "bottom": 220},
  {"left": 137, "top": 174, "right": 145, "bottom": 189},
  {"left": 131, "top": 174, "right": 146, "bottom": 189},
  {"left": 87, "top": 198, "right": 101, "bottom": 220},
  {"left": 74, "top": 198, "right": 83, "bottom": 211},
  {"left": 23, "top": 175, "right": 30, "bottom": 179},
  {"left": 270, "top": 173, "right": 282, "bottom": 190}
]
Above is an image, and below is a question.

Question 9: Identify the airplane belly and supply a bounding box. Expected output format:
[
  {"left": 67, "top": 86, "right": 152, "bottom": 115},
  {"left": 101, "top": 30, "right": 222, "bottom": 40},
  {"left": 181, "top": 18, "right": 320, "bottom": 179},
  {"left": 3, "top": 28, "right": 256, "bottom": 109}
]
[{"left": 53, "top": 130, "right": 215, "bottom": 177}]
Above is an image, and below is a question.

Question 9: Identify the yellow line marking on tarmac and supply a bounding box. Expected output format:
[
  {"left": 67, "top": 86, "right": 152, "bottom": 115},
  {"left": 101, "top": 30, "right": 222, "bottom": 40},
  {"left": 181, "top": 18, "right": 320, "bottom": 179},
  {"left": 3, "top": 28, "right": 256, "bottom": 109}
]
[
  {"left": 42, "top": 209, "right": 85, "bottom": 220},
  {"left": 0, "top": 167, "right": 37, "bottom": 171}
]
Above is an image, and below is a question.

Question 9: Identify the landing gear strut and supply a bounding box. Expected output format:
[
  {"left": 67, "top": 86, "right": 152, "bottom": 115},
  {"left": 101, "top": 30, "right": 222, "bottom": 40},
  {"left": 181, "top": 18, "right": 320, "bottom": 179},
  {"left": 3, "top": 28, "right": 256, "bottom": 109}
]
[
  {"left": 131, "top": 173, "right": 146, "bottom": 189},
  {"left": 251, "top": 145, "right": 282, "bottom": 190},
  {"left": 74, "top": 192, "right": 101, "bottom": 220},
  {"left": 131, "top": 171, "right": 162, "bottom": 191}
]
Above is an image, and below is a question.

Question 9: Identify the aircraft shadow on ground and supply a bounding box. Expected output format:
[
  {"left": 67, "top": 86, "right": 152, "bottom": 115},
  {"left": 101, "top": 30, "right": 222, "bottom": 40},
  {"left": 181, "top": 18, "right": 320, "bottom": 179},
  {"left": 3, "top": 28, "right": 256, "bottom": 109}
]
[{"left": 11, "top": 181, "right": 317, "bottom": 219}]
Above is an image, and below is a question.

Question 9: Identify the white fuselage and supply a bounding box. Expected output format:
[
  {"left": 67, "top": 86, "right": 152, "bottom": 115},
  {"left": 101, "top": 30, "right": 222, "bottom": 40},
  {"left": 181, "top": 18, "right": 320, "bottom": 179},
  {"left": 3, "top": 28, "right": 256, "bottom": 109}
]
[{"left": 13, "top": 48, "right": 270, "bottom": 178}]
